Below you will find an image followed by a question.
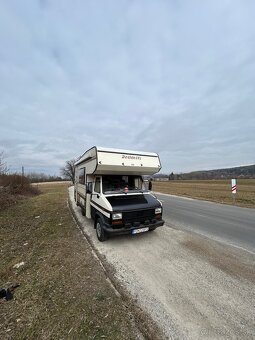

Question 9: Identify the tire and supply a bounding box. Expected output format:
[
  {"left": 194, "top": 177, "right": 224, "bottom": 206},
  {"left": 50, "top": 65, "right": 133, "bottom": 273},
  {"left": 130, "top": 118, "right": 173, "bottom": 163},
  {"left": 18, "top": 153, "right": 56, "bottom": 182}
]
[{"left": 96, "top": 218, "right": 108, "bottom": 242}]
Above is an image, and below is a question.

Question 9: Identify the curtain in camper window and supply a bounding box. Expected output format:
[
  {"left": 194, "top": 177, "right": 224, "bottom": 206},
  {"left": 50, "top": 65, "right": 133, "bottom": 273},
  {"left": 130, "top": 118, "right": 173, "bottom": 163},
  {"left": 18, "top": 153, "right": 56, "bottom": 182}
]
[
  {"left": 79, "top": 168, "right": 85, "bottom": 185},
  {"left": 94, "top": 177, "right": 100, "bottom": 193}
]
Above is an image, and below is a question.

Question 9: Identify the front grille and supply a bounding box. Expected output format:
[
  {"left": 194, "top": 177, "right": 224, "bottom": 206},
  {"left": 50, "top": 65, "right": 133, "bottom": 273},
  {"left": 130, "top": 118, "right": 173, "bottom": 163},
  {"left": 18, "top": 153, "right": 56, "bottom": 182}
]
[{"left": 122, "top": 209, "right": 155, "bottom": 224}]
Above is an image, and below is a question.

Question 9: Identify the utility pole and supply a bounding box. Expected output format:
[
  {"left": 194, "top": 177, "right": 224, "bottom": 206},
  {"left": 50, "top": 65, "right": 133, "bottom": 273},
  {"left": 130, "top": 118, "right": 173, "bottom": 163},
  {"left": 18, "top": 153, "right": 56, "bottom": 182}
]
[{"left": 21, "top": 166, "right": 24, "bottom": 187}]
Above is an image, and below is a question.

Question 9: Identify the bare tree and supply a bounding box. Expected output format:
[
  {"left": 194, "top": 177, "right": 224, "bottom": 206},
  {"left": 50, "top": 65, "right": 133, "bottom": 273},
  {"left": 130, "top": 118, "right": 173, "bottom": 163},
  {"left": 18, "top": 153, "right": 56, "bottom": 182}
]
[
  {"left": 0, "top": 151, "right": 9, "bottom": 175},
  {"left": 168, "top": 172, "right": 174, "bottom": 180},
  {"left": 60, "top": 159, "right": 76, "bottom": 184}
]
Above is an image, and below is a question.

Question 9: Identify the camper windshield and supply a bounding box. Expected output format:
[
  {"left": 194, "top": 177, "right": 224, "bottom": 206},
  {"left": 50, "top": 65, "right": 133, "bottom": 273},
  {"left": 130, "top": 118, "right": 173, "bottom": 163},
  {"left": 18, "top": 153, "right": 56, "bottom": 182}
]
[{"left": 102, "top": 175, "right": 143, "bottom": 194}]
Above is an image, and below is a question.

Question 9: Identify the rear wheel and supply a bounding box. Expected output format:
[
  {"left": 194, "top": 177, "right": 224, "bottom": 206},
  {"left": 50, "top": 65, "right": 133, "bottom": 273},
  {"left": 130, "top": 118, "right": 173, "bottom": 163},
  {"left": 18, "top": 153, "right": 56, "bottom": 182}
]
[{"left": 96, "top": 218, "right": 108, "bottom": 242}]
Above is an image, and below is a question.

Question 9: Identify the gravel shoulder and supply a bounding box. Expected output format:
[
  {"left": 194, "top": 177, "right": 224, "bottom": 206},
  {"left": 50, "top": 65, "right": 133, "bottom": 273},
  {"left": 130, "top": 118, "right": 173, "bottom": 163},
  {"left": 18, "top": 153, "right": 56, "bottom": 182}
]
[{"left": 69, "top": 187, "right": 255, "bottom": 339}]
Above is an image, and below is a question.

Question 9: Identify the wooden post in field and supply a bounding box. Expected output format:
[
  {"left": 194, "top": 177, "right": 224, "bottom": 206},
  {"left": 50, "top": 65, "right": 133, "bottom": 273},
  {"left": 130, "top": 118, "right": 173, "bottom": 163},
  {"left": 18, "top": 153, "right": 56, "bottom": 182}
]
[{"left": 231, "top": 178, "right": 237, "bottom": 205}]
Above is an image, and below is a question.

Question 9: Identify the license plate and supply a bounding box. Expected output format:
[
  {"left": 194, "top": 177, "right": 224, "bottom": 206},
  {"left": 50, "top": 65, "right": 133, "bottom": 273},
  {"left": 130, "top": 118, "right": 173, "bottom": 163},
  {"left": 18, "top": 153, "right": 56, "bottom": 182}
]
[{"left": 132, "top": 227, "right": 149, "bottom": 234}]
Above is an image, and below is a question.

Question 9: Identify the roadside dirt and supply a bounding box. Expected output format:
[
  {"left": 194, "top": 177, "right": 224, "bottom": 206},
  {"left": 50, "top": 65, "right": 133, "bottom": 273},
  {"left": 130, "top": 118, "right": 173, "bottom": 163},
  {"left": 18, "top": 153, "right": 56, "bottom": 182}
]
[{"left": 69, "top": 187, "right": 255, "bottom": 339}]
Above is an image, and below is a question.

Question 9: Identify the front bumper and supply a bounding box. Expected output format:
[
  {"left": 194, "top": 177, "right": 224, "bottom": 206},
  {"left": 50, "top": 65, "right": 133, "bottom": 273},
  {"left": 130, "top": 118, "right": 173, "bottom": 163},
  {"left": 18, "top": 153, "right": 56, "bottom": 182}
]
[{"left": 102, "top": 219, "right": 165, "bottom": 235}]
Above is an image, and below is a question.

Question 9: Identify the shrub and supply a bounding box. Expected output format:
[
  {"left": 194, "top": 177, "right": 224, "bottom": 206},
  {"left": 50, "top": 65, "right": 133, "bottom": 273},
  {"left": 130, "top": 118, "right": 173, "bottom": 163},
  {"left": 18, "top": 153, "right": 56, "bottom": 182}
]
[{"left": 0, "top": 174, "right": 40, "bottom": 210}]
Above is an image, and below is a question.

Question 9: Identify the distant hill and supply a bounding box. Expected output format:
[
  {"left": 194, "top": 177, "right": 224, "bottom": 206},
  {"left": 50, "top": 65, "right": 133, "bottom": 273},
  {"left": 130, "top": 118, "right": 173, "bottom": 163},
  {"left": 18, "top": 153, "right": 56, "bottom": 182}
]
[
  {"left": 181, "top": 164, "right": 255, "bottom": 180},
  {"left": 154, "top": 164, "right": 255, "bottom": 180}
]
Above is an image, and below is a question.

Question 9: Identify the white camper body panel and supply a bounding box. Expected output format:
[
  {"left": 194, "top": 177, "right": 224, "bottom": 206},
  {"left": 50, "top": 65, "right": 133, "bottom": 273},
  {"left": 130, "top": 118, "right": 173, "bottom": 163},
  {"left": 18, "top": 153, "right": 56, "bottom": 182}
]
[
  {"left": 75, "top": 146, "right": 161, "bottom": 175},
  {"left": 75, "top": 147, "right": 97, "bottom": 174}
]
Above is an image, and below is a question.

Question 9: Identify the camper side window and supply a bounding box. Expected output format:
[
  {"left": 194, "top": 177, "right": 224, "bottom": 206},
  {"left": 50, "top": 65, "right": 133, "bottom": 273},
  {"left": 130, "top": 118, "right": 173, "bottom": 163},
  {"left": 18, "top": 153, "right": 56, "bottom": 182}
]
[
  {"left": 94, "top": 177, "right": 101, "bottom": 193},
  {"left": 79, "top": 168, "right": 85, "bottom": 185}
]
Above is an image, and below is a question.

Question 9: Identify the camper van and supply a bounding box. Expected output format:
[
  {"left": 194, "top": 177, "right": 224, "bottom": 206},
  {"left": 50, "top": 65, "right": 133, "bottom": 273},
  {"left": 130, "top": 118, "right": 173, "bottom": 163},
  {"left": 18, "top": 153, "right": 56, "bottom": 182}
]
[{"left": 74, "top": 146, "right": 164, "bottom": 241}]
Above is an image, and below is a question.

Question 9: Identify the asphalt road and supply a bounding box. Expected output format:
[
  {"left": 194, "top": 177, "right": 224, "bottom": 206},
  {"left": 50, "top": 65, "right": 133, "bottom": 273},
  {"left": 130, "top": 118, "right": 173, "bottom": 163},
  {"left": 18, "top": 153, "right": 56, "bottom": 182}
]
[
  {"left": 156, "top": 192, "right": 255, "bottom": 254},
  {"left": 69, "top": 187, "right": 255, "bottom": 339}
]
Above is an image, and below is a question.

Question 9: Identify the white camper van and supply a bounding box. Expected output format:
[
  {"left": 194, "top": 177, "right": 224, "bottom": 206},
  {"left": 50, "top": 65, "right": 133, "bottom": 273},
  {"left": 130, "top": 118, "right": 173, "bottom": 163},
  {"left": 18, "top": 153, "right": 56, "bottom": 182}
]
[{"left": 74, "top": 146, "right": 164, "bottom": 241}]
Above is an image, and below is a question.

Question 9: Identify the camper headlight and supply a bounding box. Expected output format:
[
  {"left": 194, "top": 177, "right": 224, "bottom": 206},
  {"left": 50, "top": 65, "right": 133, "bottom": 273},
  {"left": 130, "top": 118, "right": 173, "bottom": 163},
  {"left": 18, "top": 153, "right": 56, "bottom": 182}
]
[
  {"left": 155, "top": 207, "right": 162, "bottom": 214},
  {"left": 112, "top": 212, "right": 122, "bottom": 220}
]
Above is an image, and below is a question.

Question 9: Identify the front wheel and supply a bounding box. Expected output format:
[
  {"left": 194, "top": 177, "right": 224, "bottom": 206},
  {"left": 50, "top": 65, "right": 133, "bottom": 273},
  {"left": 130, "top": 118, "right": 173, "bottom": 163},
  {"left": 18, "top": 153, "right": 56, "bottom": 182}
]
[{"left": 96, "top": 218, "right": 108, "bottom": 242}]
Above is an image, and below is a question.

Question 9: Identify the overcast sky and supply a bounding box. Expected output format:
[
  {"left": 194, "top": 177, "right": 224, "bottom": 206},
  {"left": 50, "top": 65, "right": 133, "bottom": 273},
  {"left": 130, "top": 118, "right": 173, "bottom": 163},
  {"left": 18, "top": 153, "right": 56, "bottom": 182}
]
[{"left": 0, "top": 0, "right": 255, "bottom": 175}]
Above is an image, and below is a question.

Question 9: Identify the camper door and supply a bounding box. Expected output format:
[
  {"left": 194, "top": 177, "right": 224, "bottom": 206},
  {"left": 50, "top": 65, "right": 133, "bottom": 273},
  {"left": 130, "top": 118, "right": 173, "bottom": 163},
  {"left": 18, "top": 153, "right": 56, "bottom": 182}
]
[{"left": 90, "top": 176, "right": 111, "bottom": 219}]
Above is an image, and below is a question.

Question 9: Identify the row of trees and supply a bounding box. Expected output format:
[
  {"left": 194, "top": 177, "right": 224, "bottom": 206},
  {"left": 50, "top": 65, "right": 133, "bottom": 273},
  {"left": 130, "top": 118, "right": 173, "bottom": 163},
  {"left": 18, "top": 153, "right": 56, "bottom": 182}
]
[
  {"left": 0, "top": 151, "right": 76, "bottom": 183},
  {"left": 26, "top": 160, "right": 76, "bottom": 183},
  {"left": 26, "top": 173, "right": 64, "bottom": 183},
  {"left": 167, "top": 166, "right": 255, "bottom": 180}
]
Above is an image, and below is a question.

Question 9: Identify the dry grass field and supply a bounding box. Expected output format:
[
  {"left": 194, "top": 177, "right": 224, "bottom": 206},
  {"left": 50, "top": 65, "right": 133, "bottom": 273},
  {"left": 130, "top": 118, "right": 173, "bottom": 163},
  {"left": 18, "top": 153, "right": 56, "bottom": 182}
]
[
  {"left": 152, "top": 179, "right": 255, "bottom": 208},
  {"left": 0, "top": 182, "right": 141, "bottom": 339}
]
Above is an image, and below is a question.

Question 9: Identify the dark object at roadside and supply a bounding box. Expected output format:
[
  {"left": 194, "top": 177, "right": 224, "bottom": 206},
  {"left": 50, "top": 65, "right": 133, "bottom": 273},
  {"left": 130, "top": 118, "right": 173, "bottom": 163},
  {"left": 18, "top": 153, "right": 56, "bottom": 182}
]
[
  {"left": 0, "top": 283, "right": 20, "bottom": 301},
  {"left": 0, "top": 288, "right": 13, "bottom": 300},
  {"left": 149, "top": 180, "right": 152, "bottom": 191}
]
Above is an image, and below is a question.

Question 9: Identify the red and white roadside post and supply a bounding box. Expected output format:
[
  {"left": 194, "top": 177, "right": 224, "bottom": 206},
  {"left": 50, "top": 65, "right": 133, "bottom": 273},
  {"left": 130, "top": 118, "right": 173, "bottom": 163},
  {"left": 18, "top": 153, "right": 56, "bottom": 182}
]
[{"left": 231, "top": 179, "right": 237, "bottom": 204}]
